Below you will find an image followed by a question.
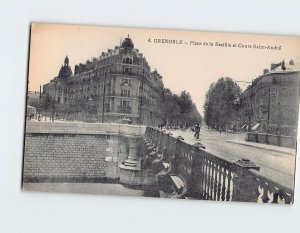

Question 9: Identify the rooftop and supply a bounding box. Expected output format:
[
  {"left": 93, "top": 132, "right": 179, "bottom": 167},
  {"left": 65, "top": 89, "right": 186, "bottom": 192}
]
[{"left": 267, "top": 59, "right": 300, "bottom": 74}]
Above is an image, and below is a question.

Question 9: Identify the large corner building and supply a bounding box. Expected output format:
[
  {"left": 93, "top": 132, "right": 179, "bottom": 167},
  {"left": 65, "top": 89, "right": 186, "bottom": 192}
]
[
  {"left": 243, "top": 60, "right": 300, "bottom": 136},
  {"left": 43, "top": 36, "right": 164, "bottom": 126}
]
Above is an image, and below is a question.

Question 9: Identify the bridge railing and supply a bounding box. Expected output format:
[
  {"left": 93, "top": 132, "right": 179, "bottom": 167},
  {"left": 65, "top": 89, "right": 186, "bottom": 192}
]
[{"left": 143, "top": 127, "right": 294, "bottom": 204}]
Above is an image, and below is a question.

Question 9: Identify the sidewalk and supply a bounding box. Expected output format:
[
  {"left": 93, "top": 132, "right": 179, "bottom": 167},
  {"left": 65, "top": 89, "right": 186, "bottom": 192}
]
[{"left": 227, "top": 140, "right": 296, "bottom": 155}]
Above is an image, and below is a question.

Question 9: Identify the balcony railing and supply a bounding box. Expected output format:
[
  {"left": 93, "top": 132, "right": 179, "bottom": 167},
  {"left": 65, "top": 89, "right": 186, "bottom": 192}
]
[
  {"left": 142, "top": 127, "right": 294, "bottom": 203},
  {"left": 117, "top": 106, "right": 132, "bottom": 114},
  {"left": 122, "top": 71, "right": 134, "bottom": 76}
]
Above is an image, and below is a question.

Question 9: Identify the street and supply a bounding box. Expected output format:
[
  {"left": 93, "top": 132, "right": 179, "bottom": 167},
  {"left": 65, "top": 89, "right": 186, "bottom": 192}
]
[{"left": 168, "top": 127, "right": 296, "bottom": 189}]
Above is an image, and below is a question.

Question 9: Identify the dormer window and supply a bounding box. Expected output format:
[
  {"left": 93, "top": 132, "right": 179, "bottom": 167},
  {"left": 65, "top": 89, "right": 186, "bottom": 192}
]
[
  {"left": 123, "top": 57, "right": 133, "bottom": 64},
  {"left": 121, "top": 89, "right": 130, "bottom": 97}
]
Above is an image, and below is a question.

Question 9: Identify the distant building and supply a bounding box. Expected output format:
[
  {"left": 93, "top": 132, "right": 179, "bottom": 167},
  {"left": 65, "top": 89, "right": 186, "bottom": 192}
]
[
  {"left": 43, "top": 36, "right": 164, "bottom": 125},
  {"left": 26, "top": 105, "right": 36, "bottom": 118},
  {"left": 27, "top": 90, "right": 41, "bottom": 106},
  {"left": 243, "top": 60, "right": 300, "bottom": 136}
]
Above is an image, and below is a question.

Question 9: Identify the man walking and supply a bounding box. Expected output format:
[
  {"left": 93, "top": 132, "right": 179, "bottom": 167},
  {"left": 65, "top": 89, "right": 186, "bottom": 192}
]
[{"left": 194, "top": 123, "right": 201, "bottom": 140}]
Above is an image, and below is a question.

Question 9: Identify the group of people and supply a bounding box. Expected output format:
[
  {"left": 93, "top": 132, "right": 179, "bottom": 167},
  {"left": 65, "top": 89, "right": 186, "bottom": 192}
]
[{"left": 158, "top": 123, "right": 201, "bottom": 140}]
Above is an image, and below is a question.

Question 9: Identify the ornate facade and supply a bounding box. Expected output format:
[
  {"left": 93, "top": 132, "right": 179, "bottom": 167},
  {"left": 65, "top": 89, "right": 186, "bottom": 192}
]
[
  {"left": 43, "top": 37, "right": 164, "bottom": 126},
  {"left": 243, "top": 60, "right": 300, "bottom": 136}
]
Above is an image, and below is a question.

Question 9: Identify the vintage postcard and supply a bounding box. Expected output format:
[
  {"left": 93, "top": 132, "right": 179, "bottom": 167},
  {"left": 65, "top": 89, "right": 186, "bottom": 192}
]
[{"left": 23, "top": 23, "right": 300, "bottom": 204}]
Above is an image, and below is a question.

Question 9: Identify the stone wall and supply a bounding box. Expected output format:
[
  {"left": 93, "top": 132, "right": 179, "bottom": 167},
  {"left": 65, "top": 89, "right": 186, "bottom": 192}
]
[
  {"left": 23, "top": 122, "right": 146, "bottom": 182},
  {"left": 23, "top": 133, "right": 108, "bottom": 182}
]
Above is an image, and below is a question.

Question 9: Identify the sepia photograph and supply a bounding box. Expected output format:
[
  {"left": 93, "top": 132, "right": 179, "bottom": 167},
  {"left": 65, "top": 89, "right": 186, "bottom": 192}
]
[{"left": 23, "top": 23, "right": 300, "bottom": 204}]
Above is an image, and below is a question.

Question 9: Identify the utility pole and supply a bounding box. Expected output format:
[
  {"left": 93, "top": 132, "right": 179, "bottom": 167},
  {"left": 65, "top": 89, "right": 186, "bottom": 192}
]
[
  {"left": 275, "top": 81, "right": 282, "bottom": 146},
  {"left": 249, "top": 79, "right": 254, "bottom": 132},
  {"left": 139, "top": 69, "right": 144, "bottom": 125},
  {"left": 101, "top": 72, "right": 106, "bottom": 123},
  {"left": 52, "top": 78, "right": 57, "bottom": 122},
  {"left": 236, "top": 80, "right": 253, "bottom": 132},
  {"left": 267, "top": 85, "right": 271, "bottom": 134},
  {"left": 39, "top": 85, "right": 41, "bottom": 120}
]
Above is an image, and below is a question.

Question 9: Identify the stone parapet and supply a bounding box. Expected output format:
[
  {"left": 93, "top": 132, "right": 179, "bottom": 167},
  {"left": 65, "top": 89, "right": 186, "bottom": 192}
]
[
  {"left": 23, "top": 122, "right": 146, "bottom": 183},
  {"left": 25, "top": 121, "right": 146, "bottom": 136}
]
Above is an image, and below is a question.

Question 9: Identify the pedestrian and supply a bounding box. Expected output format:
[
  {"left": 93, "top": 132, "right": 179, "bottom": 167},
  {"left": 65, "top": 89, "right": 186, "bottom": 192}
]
[{"left": 194, "top": 123, "right": 201, "bottom": 139}]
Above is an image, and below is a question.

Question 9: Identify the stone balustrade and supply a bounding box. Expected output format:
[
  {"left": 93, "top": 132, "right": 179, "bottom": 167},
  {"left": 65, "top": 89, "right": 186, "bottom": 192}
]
[
  {"left": 23, "top": 122, "right": 294, "bottom": 203},
  {"left": 143, "top": 127, "right": 294, "bottom": 203}
]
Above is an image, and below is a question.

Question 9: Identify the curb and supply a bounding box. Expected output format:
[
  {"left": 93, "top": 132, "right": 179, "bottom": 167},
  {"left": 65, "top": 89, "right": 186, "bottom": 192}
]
[{"left": 227, "top": 140, "right": 294, "bottom": 155}]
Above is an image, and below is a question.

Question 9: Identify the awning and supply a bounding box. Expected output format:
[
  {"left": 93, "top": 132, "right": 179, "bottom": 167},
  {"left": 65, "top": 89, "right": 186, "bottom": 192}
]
[
  {"left": 252, "top": 123, "right": 260, "bottom": 130},
  {"left": 27, "top": 105, "right": 36, "bottom": 109},
  {"left": 120, "top": 118, "right": 131, "bottom": 123}
]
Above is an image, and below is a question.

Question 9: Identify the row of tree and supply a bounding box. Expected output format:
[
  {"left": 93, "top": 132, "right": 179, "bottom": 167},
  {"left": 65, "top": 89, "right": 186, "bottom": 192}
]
[
  {"left": 30, "top": 77, "right": 248, "bottom": 130},
  {"left": 29, "top": 88, "right": 202, "bottom": 126},
  {"left": 161, "top": 89, "right": 202, "bottom": 128},
  {"left": 30, "top": 94, "right": 98, "bottom": 121},
  {"left": 204, "top": 77, "right": 248, "bottom": 132}
]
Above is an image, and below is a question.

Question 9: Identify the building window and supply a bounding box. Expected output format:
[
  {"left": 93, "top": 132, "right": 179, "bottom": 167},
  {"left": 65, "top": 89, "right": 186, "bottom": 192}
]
[
  {"left": 120, "top": 100, "right": 130, "bottom": 107},
  {"left": 122, "top": 78, "right": 131, "bottom": 86},
  {"left": 121, "top": 89, "right": 130, "bottom": 97},
  {"left": 123, "top": 58, "right": 133, "bottom": 64},
  {"left": 105, "top": 101, "right": 110, "bottom": 112},
  {"left": 123, "top": 67, "right": 132, "bottom": 74}
]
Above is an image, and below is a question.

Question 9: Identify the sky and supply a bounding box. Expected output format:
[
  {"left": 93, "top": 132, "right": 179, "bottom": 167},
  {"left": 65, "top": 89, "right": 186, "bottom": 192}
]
[{"left": 28, "top": 23, "right": 300, "bottom": 115}]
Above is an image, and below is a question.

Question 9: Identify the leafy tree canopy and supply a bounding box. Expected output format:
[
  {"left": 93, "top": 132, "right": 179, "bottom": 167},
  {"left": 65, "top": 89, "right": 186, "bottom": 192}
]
[
  {"left": 160, "top": 88, "right": 202, "bottom": 127},
  {"left": 204, "top": 77, "right": 242, "bottom": 131}
]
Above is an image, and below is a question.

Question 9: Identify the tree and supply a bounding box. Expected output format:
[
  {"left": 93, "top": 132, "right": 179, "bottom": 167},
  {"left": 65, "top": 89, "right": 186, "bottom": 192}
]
[
  {"left": 36, "top": 94, "right": 53, "bottom": 116},
  {"left": 204, "top": 77, "right": 242, "bottom": 131},
  {"left": 69, "top": 98, "right": 86, "bottom": 120},
  {"left": 161, "top": 88, "right": 202, "bottom": 128},
  {"left": 178, "top": 91, "right": 193, "bottom": 115},
  {"left": 55, "top": 102, "right": 73, "bottom": 120}
]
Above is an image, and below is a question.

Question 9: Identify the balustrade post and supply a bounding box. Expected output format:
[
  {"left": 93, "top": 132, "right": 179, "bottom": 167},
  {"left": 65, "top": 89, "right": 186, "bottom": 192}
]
[
  {"left": 119, "top": 136, "right": 156, "bottom": 185},
  {"left": 232, "top": 159, "right": 260, "bottom": 203},
  {"left": 172, "top": 138, "right": 183, "bottom": 175},
  {"left": 187, "top": 149, "right": 204, "bottom": 199}
]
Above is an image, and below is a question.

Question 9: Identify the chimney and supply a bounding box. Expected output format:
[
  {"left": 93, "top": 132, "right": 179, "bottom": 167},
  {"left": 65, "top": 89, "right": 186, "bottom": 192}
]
[
  {"left": 74, "top": 65, "right": 79, "bottom": 75},
  {"left": 263, "top": 69, "right": 269, "bottom": 74},
  {"left": 281, "top": 60, "right": 286, "bottom": 70}
]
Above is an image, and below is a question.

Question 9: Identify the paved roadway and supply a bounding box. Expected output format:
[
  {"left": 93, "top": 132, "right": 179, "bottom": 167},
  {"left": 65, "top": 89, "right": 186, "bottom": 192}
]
[{"left": 168, "top": 127, "right": 296, "bottom": 189}]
